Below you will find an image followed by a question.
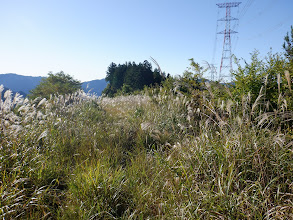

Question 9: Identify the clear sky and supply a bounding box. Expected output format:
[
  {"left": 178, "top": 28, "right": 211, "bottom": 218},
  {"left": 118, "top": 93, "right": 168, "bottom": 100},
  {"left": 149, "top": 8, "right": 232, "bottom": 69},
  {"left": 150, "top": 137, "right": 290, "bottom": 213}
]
[{"left": 0, "top": 0, "right": 292, "bottom": 82}]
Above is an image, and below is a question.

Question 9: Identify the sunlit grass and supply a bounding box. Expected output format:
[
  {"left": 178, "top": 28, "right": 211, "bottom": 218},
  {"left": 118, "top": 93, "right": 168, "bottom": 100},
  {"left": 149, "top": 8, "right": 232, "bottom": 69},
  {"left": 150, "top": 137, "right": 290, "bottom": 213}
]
[{"left": 0, "top": 85, "right": 292, "bottom": 219}]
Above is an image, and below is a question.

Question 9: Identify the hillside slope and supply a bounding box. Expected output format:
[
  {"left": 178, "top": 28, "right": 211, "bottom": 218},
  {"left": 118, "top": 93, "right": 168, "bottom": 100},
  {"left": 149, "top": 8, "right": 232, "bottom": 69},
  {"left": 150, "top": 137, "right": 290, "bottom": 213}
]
[
  {"left": 0, "top": 73, "right": 43, "bottom": 95},
  {"left": 0, "top": 73, "right": 107, "bottom": 96},
  {"left": 82, "top": 79, "right": 107, "bottom": 96}
]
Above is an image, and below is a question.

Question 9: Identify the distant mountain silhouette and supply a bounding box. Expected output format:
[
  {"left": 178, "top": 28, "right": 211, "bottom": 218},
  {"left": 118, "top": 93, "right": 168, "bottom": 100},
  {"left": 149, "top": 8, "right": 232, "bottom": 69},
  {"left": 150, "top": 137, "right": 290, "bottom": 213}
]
[
  {"left": 82, "top": 79, "right": 107, "bottom": 96},
  {"left": 0, "top": 73, "right": 43, "bottom": 96},
  {"left": 0, "top": 73, "right": 107, "bottom": 97}
]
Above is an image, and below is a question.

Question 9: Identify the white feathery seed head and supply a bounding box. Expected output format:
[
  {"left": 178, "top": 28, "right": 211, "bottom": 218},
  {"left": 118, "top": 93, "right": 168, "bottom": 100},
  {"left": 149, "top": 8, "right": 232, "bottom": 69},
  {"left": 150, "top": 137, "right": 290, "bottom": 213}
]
[{"left": 37, "top": 98, "right": 47, "bottom": 108}]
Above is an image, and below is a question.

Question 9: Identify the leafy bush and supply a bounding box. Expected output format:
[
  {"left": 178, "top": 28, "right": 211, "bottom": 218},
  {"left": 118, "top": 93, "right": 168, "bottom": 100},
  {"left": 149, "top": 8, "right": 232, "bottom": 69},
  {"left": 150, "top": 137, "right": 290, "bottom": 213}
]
[
  {"left": 232, "top": 51, "right": 293, "bottom": 111},
  {"left": 29, "top": 71, "right": 81, "bottom": 99}
]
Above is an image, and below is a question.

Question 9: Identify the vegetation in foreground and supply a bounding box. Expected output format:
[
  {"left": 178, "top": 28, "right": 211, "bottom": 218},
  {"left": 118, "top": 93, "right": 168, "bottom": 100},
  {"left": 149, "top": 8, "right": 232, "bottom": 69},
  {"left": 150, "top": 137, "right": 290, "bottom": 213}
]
[
  {"left": 1, "top": 75, "right": 292, "bottom": 219},
  {"left": 1, "top": 26, "right": 293, "bottom": 220}
]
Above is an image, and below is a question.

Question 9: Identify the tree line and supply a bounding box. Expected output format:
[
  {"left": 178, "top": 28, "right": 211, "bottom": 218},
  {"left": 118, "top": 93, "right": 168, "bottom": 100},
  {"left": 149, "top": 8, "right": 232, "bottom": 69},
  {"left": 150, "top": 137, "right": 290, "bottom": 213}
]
[
  {"left": 28, "top": 25, "right": 293, "bottom": 103},
  {"left": 102, "top": 60, "right": 165, "bottom": 96}
]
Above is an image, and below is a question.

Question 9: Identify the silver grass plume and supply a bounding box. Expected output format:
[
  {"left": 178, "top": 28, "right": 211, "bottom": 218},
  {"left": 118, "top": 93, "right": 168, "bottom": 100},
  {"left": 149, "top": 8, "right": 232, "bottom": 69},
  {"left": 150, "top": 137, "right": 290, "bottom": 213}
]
[
  {"left": 284, "top": 70, "right": 292, "bottom": 92},
  {"left": 277, "top": 73, "right": 281, "bottom": 94},
  {"left": 0, "top": 84, "right": 4, "bottom": 100},
  {"left": 150, "top": 56, "right": 165, "bottom": 77}
]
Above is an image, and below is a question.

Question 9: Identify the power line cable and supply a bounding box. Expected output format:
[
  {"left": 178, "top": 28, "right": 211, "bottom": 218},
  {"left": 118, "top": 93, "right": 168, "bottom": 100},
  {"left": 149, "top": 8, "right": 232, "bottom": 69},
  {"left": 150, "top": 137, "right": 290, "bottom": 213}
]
[
  {"left": 232, "top": 3, "right": 241, "bottom": 53},
  {"left": 212, "top": 5, "right": 220, "bottom": 65},
  {"left": 246, "top": 15, "right": 292, "bottom": 41},
  {"left": 210, "top": 2, "right": 222, "bottom": 80},
  {"left": 239, "top": 0, "right": 255, "bottom": 19},
  {"left": 243, "top": 0, "right": 276, "bottom": 27}
]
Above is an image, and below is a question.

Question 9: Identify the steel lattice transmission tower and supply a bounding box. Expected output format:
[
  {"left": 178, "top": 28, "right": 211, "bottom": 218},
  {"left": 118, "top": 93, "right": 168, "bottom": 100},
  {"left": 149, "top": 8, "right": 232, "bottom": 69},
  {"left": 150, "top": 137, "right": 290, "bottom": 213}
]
[{"left": 217, "top": 2, "right": 241, "bottom": 79}]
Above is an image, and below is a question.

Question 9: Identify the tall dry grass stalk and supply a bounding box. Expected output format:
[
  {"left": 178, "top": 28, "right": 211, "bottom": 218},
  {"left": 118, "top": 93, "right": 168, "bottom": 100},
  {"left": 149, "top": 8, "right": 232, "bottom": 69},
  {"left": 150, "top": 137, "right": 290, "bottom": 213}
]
[
  {"left": 1, "top": 83, "right": 292, "bottom": 219},
  {"left": 285, "top": 70, "right": 292, "bottom": 92},
  {"left": 277, "top": 72, "right": 281, "bottom": 94}
]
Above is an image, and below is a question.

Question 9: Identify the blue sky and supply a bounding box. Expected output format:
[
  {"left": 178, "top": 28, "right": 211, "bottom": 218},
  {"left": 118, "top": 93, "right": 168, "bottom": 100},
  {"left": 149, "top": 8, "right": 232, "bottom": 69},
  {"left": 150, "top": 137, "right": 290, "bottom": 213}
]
[{"left": 0, "top": 0, "right": 292, "bottom": 82}]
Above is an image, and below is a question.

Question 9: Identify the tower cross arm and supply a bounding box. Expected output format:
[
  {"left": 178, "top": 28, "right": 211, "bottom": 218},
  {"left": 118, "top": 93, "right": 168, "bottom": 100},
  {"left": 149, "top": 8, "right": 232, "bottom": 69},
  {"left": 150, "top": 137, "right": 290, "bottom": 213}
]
[
  {"left": 216, "top": 2, "right": 241, "bottom": 8},
  {"left": 217, "top": 30, "right": 238, "bottom": 34},
  {"left": 218, "top": 16, "right": 238, "bottom": 21}
]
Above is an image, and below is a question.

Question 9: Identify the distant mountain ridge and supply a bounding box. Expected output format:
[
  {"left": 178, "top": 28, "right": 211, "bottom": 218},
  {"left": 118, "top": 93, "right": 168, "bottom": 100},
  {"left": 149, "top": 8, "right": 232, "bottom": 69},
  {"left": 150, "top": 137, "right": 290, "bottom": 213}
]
[
  {"left": 0, "top": 73, "right": 43, "bottom": 95},
  {"left": 0, "top": 73, "right": 107, "bottom": 97},
  {"left": 82, "top": 79, "right": 107, "bottom": 96}
]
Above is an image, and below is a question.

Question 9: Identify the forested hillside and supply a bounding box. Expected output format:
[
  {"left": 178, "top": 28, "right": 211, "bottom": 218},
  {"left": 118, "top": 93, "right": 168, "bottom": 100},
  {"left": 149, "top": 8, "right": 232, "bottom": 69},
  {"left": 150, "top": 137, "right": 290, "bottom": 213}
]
[{"left": 103, "top": 60, "right": 165, "bottom": 96}]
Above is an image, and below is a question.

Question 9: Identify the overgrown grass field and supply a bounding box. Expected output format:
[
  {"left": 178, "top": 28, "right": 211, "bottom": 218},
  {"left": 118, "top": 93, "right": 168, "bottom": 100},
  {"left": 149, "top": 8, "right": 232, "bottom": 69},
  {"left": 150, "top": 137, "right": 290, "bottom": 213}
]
[{"left": 1, "top": 82, "right": 292, "bottom": 219}]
